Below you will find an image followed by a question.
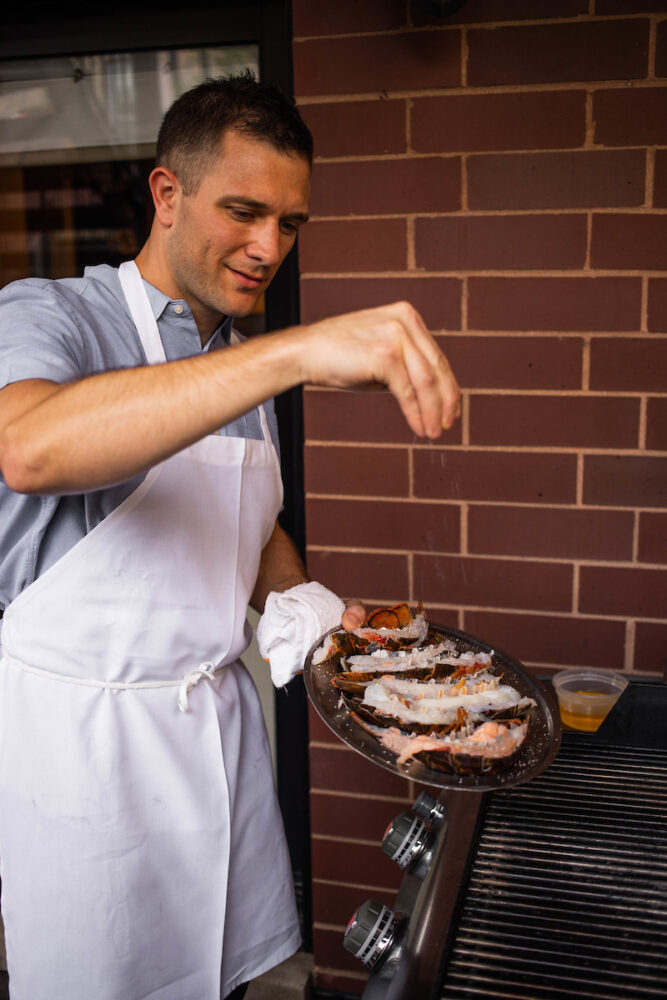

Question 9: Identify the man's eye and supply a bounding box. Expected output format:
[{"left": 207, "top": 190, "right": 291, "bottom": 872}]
[
  {"left": 280, "top": 221, "right": 298, "bottom": 235},
  {"left": 231, "top": 208, "right": 253, "bottom": 221}
]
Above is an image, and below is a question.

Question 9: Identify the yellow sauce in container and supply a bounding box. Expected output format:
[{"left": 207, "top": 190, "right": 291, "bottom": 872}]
[{"left": 552, "top": 672, "right": 628, "bottom": 733}]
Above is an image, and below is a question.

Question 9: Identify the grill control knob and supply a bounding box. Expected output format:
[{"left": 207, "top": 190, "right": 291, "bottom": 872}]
[
  {"left": 382, "top": 810, "right": 429, "bottom": 869},
  {"left": 412, "top": 791, "right": 446, "bottom": 826},
  {"left": 343, "top": 899, "right": 397, "bottom": 968}
]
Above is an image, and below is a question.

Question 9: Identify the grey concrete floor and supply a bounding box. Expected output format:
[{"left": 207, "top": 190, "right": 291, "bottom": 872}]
[{"left": 246, "top": 951, "right": 313, "bottom": 999}]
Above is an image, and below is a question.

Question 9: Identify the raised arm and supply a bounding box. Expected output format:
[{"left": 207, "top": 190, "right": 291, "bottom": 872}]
[{"left": 0, "top": 300, "right": 460, "bottom": 496}]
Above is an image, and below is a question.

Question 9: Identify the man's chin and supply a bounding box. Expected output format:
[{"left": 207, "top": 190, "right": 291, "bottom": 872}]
[{"left": 224, "top": 292, "right": 263, "bottom": 320}]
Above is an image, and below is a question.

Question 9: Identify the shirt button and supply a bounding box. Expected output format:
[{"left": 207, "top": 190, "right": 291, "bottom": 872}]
[{"left": 174, "top": 303, "right": 184, "bottom": 315}]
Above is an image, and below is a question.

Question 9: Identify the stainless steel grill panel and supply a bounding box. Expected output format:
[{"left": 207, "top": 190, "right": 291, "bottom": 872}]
[{"left": 440, "top": 740, "right": 667, "bottom": 1000}]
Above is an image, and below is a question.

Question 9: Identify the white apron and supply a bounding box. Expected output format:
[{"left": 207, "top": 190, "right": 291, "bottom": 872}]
[{"left": 0, "top": 260, "right": 300, "bottom": 999}]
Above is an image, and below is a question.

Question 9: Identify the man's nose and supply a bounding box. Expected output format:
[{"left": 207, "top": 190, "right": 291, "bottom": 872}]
[{"left": 246, "top": 222, "right": 281, "bottom": 264}]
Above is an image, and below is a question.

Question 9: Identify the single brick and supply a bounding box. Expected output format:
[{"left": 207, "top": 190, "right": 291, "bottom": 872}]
[
  {"left": 411, "top": 90, "right": 586, "bottom": 154},
  {"left": 648, "top": 278, "right": 667, "bottom": 332},
  {"left": 634, "top": 621, "right": 667, "bottom": 674},
  {"left": 300, "top": 99, "right": 407, "bottom": 158},
  {"left": 300, "top": 276, "right": 462, "bottom": 330},
  {"left": 647, "top": 398, "right": 667, "bottom": 452},
  {"left": 464, "top": 609, "right": 626, "bottom": 670},
  {"left": 414, "top": 449, "right": 577, "bottom": 504},
  {"left": 655, "top": 150, "right": 667, "bottom": 210},
  {"left": 309, "top": 744, "right": 411, "bottom": 798},
  {"left": 305, "top": 496, "right": 461, "bottom": 552},
  {"left": 413, "top": 605, "right": 460, "bottom": 630},
  {"left": 414, "top": 553, "right": 573, "bottom": 613},
  {"left": 590, "top": 338, "right": 667, "bottom": 393},
  {"left": 591, "top": 214, "right": 667, "bottom": 271},
  {"left": 468, "top": 150, "right": 645, "bottom": 210},
  {"left": 305, "top": 389, "right": 420, "bottom": 445},
  {"left": 410, "top": 0, "right": 587, "bottom": 27},
  {"left": 415, "top": 214, "right": 586, "bottom": 271},
  {"left": 579, "top": 564, "right": 667, "bottom": 618},
  {"left": 440, "top": 335, "right": 583, "bottom": 391},
  {"left": 469, "top": 394, "right": 640, "bottom": 449},
  {"left": 293, "top": 0, "right": 406, "bottom": 36},
  {"left": 598, "top": 0, "right": 667, "bottom": 11},
  {"left": 305, "top": 549, "right": 410, "bottom": 601},
  {"left": 657, "top": 18, "right": 667, "bottom": 78},
  {"left": 638, "top": 512, "right": 667, "bottom": 564},
  {"left": 304, "top": 443, "right": 409, "bottom": 496},
  {"left": 467, "top": 19, "right": 649, "bottom": 86},
  {"left": 310, "top": 156, "right": 460, "bottom": 216},
  {"left": 593, "top": 86, "right": 667, "bottom": 147},
  {"left": 310, "top": 792, "right": 409, "bottom": 843},
  {"left": 467, "top": 505, "right": 634, "bottom": 561},
  {"left": 294, "top": 30, "right": 462, "bottom": 96},
  {"left": 583, "top": 455, "right": 667, "bottom": 508},
  {"left": 468, "top": 276, "right": 641, "bottom": 332},
  {"left": 298, "top": 218, "right": 407, "bottom": 272}
]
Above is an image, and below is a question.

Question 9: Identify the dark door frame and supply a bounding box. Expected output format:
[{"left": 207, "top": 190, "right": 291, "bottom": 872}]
[{"left": 0, "top": 0, "right": 312, "bottom": 949}]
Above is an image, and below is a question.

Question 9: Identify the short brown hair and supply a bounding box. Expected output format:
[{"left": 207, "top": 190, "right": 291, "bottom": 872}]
[{"left": 155, "top": 71, "right": 313, "bottom": 194}]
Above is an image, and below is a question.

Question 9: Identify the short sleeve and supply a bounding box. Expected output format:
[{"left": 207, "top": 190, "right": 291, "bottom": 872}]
[{"left": 0, "top": 278, "right": 89, "bottom": 390}]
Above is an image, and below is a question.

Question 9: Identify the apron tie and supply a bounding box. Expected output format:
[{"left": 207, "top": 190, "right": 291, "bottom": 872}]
[
  {"left": 178, "top": 661, "right": 220, "bottom": 712},
  {"left": 2, "top": 652, "right": 226, "bottom": 712}
]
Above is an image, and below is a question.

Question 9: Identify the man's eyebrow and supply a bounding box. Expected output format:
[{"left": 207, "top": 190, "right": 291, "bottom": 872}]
[{"left": 219, "top": 195, "right": 309, "bottom": 223}]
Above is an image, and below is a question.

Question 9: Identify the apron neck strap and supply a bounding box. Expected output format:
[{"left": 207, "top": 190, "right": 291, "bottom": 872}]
[
  {"left": 118, "top": 260, "right": 167, "bottom": 366},
  {"left": 119, "top": 260, "right": 273, "bottom": 447}
]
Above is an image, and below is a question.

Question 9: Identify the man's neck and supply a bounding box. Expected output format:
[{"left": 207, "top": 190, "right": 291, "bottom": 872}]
[{"left": 134, "top": 242, "right": 222, "bottom": 347}]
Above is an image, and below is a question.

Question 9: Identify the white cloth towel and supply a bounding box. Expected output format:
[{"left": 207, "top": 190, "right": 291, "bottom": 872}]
[{"left": 256, "top": 581, "right": 345, "bottom": 688}]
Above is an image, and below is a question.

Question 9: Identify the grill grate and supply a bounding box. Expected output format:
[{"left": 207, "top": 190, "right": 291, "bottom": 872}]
[{"left": 439, "top": 738, "right": 667, "bottom": 999}]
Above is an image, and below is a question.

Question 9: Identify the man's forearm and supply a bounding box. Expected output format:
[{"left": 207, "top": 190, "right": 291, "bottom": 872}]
[
  {"left": 0, "top": 329, "right": 304, "bottom": 495},
  {"left": 0, "top": 299, "right": 461, "bottom": 496},
  {"left": 250, "top": 521, "right": 308, "bottom": 613}
]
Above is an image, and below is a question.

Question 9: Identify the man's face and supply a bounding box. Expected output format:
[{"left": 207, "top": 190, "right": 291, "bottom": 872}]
[{"left": 164, "top": 129, "right": 310, "bottom": 326}]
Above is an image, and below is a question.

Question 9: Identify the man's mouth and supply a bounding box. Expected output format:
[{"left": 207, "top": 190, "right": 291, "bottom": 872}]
[{"left": 226, "top": 265, "right": 265, "bottom": 289}]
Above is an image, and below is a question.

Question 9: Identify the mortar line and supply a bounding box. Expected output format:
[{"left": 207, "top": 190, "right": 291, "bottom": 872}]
[
  {"left": 460, "top": 502, "right": 468, "bottom": 556},
  {"left": 625, "top": 620, "right": 636, "bottom": 672},
  {"left": 638, "top": 395, "right": 648, "bottom": 451},
  {"left": 407, "top": 215, "right": 416, "bottom": 270},
  {"left": 581, "top": 335, "right": 591, "bottom": 391},
  {"left": 585, "top": 89, "right": 594, "bottom": 148},
  {"left": 576, "top": 452, "right": 584, "bottom": 507},
  {"left": 646, "top": 147, "right": 655, "bottom": 209},
  {"left": 632, "top": 509, "right": 640, "bottom": 564},
  {"left": 641, "top": 275, "right": 649, "bottom": 333}
]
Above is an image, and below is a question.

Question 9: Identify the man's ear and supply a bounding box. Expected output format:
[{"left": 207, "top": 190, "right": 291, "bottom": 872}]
[{"left": 148, "top": 166, "right": 181, "bottom": 228}]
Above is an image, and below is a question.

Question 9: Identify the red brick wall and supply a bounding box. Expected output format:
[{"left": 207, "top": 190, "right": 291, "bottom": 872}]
[{"left": 292, "top": 3, "right": 667, "bottom": 993}]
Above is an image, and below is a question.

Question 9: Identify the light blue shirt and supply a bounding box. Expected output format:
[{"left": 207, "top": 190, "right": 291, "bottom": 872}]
[{"left": 0, "top": 264, "right": 279, "bottom": 610}]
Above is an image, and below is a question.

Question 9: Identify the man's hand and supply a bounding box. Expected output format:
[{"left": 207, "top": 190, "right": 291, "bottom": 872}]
[
  {"left": 341, "top": 600, "right": 366, "bottom": 630},
  {"left": 296, "top": 301, "right": 461, "bottom": 439}
]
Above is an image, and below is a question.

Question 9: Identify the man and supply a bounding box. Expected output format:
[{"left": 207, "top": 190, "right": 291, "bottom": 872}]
[{"left": 0, "top": 74, "right": 460, "bottom": 999}]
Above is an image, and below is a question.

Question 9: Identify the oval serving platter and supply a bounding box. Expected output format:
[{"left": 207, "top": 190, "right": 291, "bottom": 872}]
[{"left": 304, "top": 622, "right": 562, "bottom": 791}]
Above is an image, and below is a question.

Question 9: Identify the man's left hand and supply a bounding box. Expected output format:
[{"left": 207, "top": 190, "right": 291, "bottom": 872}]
[{"left": 341, "top": 599, "right": 366, "bottom": 629}]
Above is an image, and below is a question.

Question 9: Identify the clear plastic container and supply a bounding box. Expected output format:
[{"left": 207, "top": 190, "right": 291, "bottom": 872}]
[{"left": 552, "top": 669, "right": 628, "bottom": 732}]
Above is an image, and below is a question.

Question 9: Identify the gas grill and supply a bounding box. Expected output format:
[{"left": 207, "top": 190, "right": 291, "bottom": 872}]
[{"left": 342, "top": 680, "right": 667, "bottom": 1000}]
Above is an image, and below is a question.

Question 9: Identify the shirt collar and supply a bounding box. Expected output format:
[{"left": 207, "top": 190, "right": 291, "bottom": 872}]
[{"left": 141, "top": 278, "right": 233, "bottom": 345}]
